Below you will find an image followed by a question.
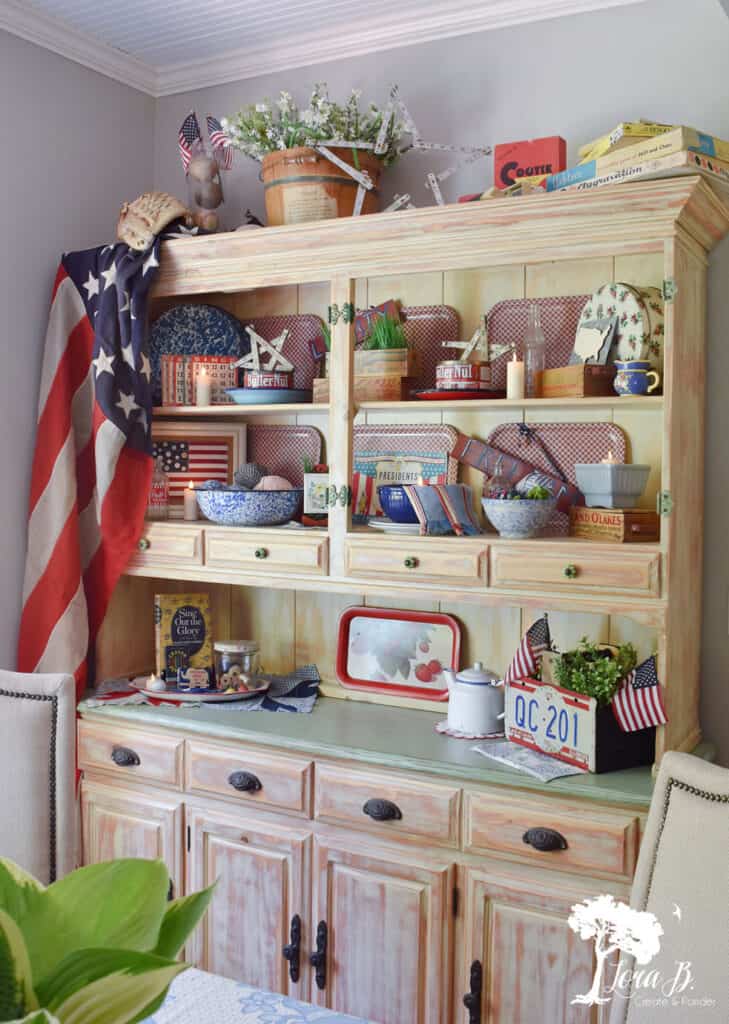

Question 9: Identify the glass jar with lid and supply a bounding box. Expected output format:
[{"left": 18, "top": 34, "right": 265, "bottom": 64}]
[{"left": 214, "top": 641, "right": 260, "bottom": 690}]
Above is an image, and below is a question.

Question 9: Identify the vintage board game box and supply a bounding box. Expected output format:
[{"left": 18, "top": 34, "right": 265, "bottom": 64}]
[
  {"left": 154, "top": 593, "right": 213, "bottom": 677},
  {"left": 161, "top": 355, "right": 238, "bottom": 406},
  {"left": 494, "top": 136, "right": 566, "bottom": 189},
  {"left": 538, "top": 364, "right": 616, "bottom": 398},
  {"left": 569, "top": 506, "right": 660, "bottom": 543}
]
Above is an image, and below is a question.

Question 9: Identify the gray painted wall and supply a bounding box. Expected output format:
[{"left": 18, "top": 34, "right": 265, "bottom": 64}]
[
  {"left": 152, "top": 0, "right": 729, "bottom": 764},
  {"left": 0, "top": 31, "right": 155, "bottom": 668}
]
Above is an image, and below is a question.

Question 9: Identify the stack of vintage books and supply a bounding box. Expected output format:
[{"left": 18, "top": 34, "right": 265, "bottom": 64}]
[{"left": 543, "top": 121, "right": 729, "bottom": 200}]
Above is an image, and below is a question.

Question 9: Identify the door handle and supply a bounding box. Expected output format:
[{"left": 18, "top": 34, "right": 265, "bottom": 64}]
[
  {"left": 282, "top": 914, "right": 301, "bottom": 983},
  {"left": 463, "top": 960, "right": 482, "bottom": 1024},
  {"left": 309, "top": 920, "right": 327, "bottom": 990}
]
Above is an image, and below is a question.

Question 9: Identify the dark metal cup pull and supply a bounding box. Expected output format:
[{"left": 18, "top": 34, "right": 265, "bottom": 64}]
[
  {"left": 310, "top": 920, "right": 327, "bottom": 990},
  {"left": 463, "top": 959, "right": 483, "bottom": 1024},
  {"left": 111, "top": 745, "right": 140, "bottom": 767},
  {"left": 282, "top": 914, "right": 301, "bottom": 983},
  {"left": 227, "top": 770, "right": 262, "bottom": 793},
  {"left": 363, "top": 798, "right": 402, "bottom": 822},
  {"left": 522, "top": 827, "right": 568, "bottom": 852}
]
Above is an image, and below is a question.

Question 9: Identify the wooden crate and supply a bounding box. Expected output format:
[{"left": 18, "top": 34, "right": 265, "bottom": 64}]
[
  {"left": 569, "top": 506, "right": 660, "bottom": 543},
  {"left": 313, "top": 374, "right": 406, "bottom": 403},
  {"left": 325, "top": 347, "right": 416, "bottom": 378},
  {"left": 538, "top": 363, "right": 616, "bottom": 398}
]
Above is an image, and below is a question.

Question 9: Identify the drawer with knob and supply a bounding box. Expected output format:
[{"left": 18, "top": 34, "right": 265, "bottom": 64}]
[
  {"left": 315, "top": 764, "right": 461, "bottom": 847},
  {"left": 78, "top": 721, "right": 184, "bottom": 788},
  {"left": 129, "top": 523, "right": 204, "bottom": 569},
  {"left": 464, "top": 788, "right": 641, "bottom": 877},
  {"left": 186, "top": 739, "right": 313, "bottom": 816},
  {"left": 344, "top": 537, "right": 488, "bottom": 588},
  {"left": 490, "top": 543, "right": 661, "bottom": 597},
  {"left": 204, "top": 528, "right": 328, "bottom": 577}
]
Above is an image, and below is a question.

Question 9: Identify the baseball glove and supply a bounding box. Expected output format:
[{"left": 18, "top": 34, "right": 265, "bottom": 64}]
[{"left": 117, "top": 191, "right": 189, "bottom": 251}]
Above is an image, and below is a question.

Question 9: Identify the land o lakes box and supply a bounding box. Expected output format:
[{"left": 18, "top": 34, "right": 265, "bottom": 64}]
[{"left": 569, "top": 506, "right": 660, "bottom": 543}]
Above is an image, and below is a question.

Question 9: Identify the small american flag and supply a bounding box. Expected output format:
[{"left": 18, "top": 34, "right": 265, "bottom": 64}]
[
  {"left": 178, "top": 111, "right": 202, "bottom": 172},
  {"left": 612, "top": 656, "right": 667, "bottom": 732},
  {"left": 504, "top": 615, "right": 551, "bottom": 683},
  {"left": 207, "top": 114, "right": 233, "bottom": 169},
  {"left": 153, "top": 438, "right": 231, "bottom": 501}
]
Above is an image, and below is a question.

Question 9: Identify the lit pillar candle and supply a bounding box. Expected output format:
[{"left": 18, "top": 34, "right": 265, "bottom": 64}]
[
  {"left": 602, "top": 449, "right": 620, "bottom": 465},
  {"left": 196, "top": 367, "right": 211, "bottom": 406},
  {"left": 506, "top": 351, "right": 525, "bottom": 400},
  {"left": 183, "top": 481, "right": 198, "bottom": 521}
]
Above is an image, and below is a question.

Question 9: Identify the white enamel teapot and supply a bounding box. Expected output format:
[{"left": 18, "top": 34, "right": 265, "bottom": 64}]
[{"left": 442, "top": 661, "right": 504, "bottom": 735}]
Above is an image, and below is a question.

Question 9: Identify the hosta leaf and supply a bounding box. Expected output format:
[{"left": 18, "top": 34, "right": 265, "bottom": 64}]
[
  {"left": 9, "top": 1012, "right": 59, "bottom": 1023},
  {"left": 151, "top": 886, "right": 215, "bottom": 960},
  {"left": 48, "top": 957, "right": 185, "bottom": 1024},
  {"left": 0, "top": 909, "right": 37, "bottom": 1020},
  {"left": 37, "top": 948, "right": 183, "bottom": 1011},
  {"left": 0, "top": 859, "right": 169, "bottom": 989}
]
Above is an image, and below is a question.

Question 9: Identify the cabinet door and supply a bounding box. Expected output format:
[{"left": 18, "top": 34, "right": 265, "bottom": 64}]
[
  {"left": 459, "top": 864, "right": 618, "bottom": 1024},
  {"left": 186, "top": 806, "right": 310, "bottom": 998},
  {"left": 311, "top": 836, "right": 454, "bottom": 1024},
  {"left": 81, "top": 780, "right": 183, "bottom": 895}
]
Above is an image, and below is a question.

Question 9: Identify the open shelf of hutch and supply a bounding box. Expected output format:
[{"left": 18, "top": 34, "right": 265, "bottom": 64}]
[{"left": 84, "top": 178, "right": 729, "bottom": 1024}]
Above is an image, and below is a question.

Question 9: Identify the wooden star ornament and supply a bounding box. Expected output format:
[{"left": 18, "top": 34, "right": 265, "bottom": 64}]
[{"left": 233, "top": 326, "right": 294, "bottom": 373}]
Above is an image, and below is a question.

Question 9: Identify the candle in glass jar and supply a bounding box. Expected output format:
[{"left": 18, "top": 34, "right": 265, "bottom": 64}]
[
  {"left": 196, "top": 367, "right": 211, "bottom": 406},
  {"left": 183, "top": 481, "right": 198, "bottom": 521},
  {"left": 506, "top": 351, "right": 525, "bottom": 400}
]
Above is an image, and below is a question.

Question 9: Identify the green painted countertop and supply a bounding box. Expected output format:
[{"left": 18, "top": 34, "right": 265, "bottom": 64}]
[{"left": 78, "top": 696, "right": 666, "bottom": 808}]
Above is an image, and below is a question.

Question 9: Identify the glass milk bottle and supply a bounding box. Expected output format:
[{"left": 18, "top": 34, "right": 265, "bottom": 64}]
[
  {"left": 524, "top": 302, "right": 546, "bottom": 398},
  {"left": 147, "top": 457, "right": 169, "bottom": 520}
]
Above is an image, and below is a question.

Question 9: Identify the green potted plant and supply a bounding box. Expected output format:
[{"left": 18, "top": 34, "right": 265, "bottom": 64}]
[
  {"left": 0, "top": 857, "right": 213, "bottom": 1023},
  {"left": 222, "top": 85, "right": 403, "bottom": 225},
  {"left": 553, "top": 638, "right": 637, "bottom": 706}
]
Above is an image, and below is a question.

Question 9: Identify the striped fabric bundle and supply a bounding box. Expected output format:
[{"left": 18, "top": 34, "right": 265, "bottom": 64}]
[{"left": 402, "top": 484, "right": 481, "bottom": 536}]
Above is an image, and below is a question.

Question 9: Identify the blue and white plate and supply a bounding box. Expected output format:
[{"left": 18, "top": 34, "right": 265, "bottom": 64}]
[
  {"left": 149, "top": 304, "right": 248, "bottom": 405},
  {"left": 225, "top": 388, "right": 313, "bottom": 405}
]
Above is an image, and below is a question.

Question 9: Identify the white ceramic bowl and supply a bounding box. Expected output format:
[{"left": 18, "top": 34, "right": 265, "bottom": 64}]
[{"left": 481, "top": 497, "right": 557, "bottom": 539}]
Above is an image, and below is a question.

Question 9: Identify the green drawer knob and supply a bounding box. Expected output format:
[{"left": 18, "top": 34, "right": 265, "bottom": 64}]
[
  {"left": 403, "top": 556, "right": 418, "bottom": 569},
  {"left": 255, "top": 547, "right": 268, "bottom": 559},
  {"left": 564, "top": 564, "right": 578, "bottom": 579},
  {"left": 138, "top": 537, "right": 150, "bottom": 552}
]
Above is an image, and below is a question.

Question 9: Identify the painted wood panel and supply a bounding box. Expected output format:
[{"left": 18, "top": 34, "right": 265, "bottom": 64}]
[
  {"left": 81, "top": 781, "right": 183, "bottom": 894},
  {"left": 461, "top": 864, "right": 616, "bottom": 1024},
  {"left": 230, "top": 586, "right": 296, "bottom": 674},
  {"left": 444, "top": 266, "right": 524, "bottom": 338},
  {"left": 315, "top": 763, "right": 460, "bottom": 847},
  {"left": 311, "top": 836, "right": 453, "bottom": 1024},
  {"left": 367, "top": 271, "right": 444, "bottom": 309},
  {"left": 464, "top": 790, "right": 640, "bottom": 878},
  {"left": 186, "top": 805, "right": 310, "bottom": 997},
  {"left": 78, "top": 720, "right": 183, "bottom": 788},
  {"left": 187, "top": 739, "right": 312, "bottom": 816},
  {"left": 525, "top": 257, "right": 614, "bottom": 298}
]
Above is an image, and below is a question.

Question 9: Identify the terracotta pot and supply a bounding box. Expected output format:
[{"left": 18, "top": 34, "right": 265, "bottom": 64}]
[{"left": 261, "top": 146, "right": 382, "bottom": 226}]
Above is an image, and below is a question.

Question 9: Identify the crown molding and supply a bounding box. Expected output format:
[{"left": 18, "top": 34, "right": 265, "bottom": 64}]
[
  {"left": 0, "top": 0, "right": 157, "bottom": 95},
  {"left": 2, "top": 0, "right": 645, "bottom": 98},
  {"left": 154, "top": 0, "right": 646, "bottom": 96}
]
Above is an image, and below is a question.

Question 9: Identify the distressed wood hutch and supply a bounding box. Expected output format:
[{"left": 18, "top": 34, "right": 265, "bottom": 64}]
[{"left": 79, "top": 178, "right": 729, "bottom": 1023}]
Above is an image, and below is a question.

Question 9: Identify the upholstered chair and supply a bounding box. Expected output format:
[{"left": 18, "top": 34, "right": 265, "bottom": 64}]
[
  {"left": 0, "top": 670, "right": 76, "bottom": 882},
  {"left": 609, "top": 751, "right": 729, "bottom": 1023}
]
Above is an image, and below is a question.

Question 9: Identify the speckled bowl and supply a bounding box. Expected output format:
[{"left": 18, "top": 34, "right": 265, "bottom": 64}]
[
  {"left": 196, "top": 487, "right": 303, "bottom": 527},
  {"left": 481, "top": 497, "right": 557, "bottom": 539}
]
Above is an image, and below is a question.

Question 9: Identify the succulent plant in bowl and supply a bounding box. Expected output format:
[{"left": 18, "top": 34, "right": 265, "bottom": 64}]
[{"left": 481, "top": 484, "right": 557, "bottom": 539}]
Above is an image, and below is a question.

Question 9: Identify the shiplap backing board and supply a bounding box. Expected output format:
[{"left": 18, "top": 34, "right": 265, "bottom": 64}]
[{"left": 134, "top": 255, "right": 665, "bottom": 706}]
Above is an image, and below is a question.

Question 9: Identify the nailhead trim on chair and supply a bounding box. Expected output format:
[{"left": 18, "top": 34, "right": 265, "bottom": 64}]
[
  {"left": 0, "top": 689, "right": 58, "bottom": 882},
  {"left": 617, "top": 775, "right": 729, "bottom": 1022}
]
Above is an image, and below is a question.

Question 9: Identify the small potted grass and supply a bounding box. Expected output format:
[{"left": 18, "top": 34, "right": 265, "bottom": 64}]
[{"left": 319, "top": 313, "right": 416, "bottom": 401}]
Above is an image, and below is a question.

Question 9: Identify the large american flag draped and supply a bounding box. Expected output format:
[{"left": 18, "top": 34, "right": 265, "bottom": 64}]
[
  {"left": 17, "top": 238, "right": 164, "bottom": 698},
  {"left": 612, "top": 655, "right": 667, "bottom": 732},
  {"left": 503, "top": 615, "right": 551, "bottom": 683}
]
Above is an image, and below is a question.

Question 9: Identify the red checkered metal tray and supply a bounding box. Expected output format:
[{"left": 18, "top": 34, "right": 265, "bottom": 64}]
[{"left": 487, "top": 295, "right": 590, "bottom": 388}]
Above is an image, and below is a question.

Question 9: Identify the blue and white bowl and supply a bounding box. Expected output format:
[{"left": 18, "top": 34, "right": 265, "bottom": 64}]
[
  {"left": 196, "top": 487, "right": 303, "bottom": 527},
  {"left": 481, "top": 497, "right": 557, "bottom": 539}
]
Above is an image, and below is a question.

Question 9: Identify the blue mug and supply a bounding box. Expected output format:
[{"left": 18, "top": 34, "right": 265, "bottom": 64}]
[{"left": 614, "top": 360, "right": 660, "bottom": 397}]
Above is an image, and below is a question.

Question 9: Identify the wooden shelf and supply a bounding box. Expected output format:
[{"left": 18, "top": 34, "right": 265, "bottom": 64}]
[
  {"left": 155, "top": 403, "right": 327, "bottom": 416},
  {"left": 154, "top": 396, "right": 662, "bottom": 418}
]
